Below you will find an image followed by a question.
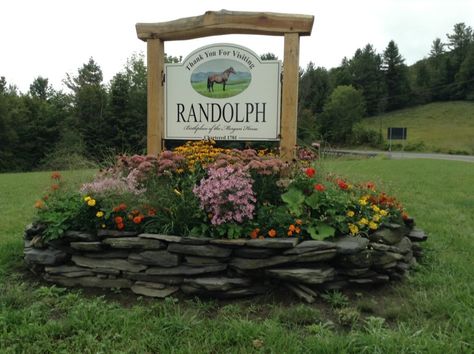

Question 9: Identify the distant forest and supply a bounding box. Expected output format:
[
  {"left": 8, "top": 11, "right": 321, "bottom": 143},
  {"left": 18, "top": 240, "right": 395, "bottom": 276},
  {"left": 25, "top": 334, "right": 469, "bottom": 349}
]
[{"left": 1, "top": 23, "right": 473, "bottom": 172}]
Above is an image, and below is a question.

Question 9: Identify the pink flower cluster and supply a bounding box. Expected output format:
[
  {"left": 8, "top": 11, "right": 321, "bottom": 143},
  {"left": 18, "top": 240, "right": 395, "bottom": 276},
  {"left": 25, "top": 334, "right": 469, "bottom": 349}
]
[
  {"left": 114, "top": 152, "right": 186, "bottom": 180},
  {"left": 80, "top": 170, "right": 145, "bottom": 196},
  {"left": 211, "top": 149, "right": 286, "bottom": 175},
  {"left": 193, "top": 165, "right": 256, "bottom": 225}
]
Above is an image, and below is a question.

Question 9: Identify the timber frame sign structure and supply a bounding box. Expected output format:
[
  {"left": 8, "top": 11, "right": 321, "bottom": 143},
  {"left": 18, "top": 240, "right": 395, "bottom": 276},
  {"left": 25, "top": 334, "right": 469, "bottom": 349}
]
[{"left": 136, "top": 10, "right": 314, "bottom": 160}]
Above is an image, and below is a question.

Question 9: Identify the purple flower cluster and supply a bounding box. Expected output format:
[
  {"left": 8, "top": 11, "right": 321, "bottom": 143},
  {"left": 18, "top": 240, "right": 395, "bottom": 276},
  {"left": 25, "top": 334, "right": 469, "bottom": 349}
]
[
  {"left": 80, "top": 169, "right": 145, "bottom": 196},
  {"left": 211, "top": 149, "right": 286, "bottom": 175},
  {"left": 193, "top": 165, "right": 256, "bottom": 225}
]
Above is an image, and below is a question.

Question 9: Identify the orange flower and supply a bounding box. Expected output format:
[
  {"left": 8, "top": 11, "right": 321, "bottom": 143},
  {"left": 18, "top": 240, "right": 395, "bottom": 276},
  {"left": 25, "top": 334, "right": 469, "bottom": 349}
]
[
  {"left": 287, "top": 231, "right": 293, "bottom": 237},
  {"left": 295, "top": 227, "right": 301, "bottom": 234},
  {"left": 268, "top": 229, "right": 277, "bottom": 238},
  {"left": 131, "top": 209, "right": 140, "bottom": 216},
  {"left": 402, "top": 212, "right": 409, "bottom": 220},
  {"left": 34, "top": 200, "right": 44, "bottom": 209},
  {"left": 147, "top": 208, "right": 157, "bottom": 216},
  {"left": 118, "top": 203, "right": 127, "bottom": 211},
  {"left": 114, "top": 216, "right": 123, "bottom": 224},
  {"left": 43, "top": 195, "right": 49, "bottom": 201},
  {"left": 133, "top": 215, "right": 144, "bottom": 224},
  {"left": 249, "top": 228, "right": 260, "bottom": 239},
  {"left": 117, "top": 223, "right": 125, "bottom": 230},
  {"left": 51, "top": 184, "right": 60, "bottom": 191},
  {"left": 51, "top": 171, "right": 61, "bottom": 180},
  {"left": 288, "top": 224, "right": 296, "bottom": 232},
  {"left": 295, "top": 219, "right": 303, "bottom": 225}
]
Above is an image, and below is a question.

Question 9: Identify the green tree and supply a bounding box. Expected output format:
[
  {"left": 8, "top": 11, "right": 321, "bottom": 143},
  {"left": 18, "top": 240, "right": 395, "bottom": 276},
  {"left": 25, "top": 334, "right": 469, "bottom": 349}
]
[
  {"left": 318, "top": 85, "right": 366, "bottom": 144},
  {"left": 348, "top": 44, "right": 386, "bottom": 115},
  {"left": 299, "top": 62, "right": 331, "bottom": 114},
  {"left": 456, "top": 44, "right": 474, "bottom": 99},
  {"left": 382, "top": 40, "right": 411, "bottom": 110},
  {"left": 260, "top": 53, "right": 278, "bottom": 60},
  {"left": 64, "top": 58, "right": 108, "bottom": 159}
]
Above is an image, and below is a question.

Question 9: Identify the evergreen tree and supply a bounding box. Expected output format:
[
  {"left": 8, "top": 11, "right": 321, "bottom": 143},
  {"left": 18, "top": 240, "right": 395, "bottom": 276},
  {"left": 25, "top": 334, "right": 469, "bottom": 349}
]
[
  {"left": 348, "top": 44, "right": 386, "bottom": 115},
  {"left": 382, "top": 40, "right": 411, "bottom": 110}
]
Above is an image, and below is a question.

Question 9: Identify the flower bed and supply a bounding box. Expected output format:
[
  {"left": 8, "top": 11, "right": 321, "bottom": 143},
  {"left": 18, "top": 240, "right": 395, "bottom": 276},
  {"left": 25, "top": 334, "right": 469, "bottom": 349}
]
[{"left": 25, "top": 141, "right": 428, "bottom": 301}]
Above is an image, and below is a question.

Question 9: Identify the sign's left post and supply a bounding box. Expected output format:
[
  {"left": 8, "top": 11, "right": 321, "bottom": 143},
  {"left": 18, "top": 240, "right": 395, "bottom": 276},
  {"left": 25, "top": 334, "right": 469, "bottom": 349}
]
[{"left": 147, "top": 38, "right": 165, "bottom": 155}]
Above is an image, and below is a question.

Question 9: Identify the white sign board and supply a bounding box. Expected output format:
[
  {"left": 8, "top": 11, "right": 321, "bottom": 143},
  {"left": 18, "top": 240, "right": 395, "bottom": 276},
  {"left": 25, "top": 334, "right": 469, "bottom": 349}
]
[{"left": 165, "top": 43, "right": 281, "bottom": 141}]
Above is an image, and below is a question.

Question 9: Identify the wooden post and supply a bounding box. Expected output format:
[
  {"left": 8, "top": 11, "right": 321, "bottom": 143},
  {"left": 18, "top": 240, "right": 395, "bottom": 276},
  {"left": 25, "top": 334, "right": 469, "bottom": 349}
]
[
  {"left": 280, "top": 32, "right": 300, "bottom": 161},
  {"left": 146, "top": 38, "right": 164, "bottom": 155}
]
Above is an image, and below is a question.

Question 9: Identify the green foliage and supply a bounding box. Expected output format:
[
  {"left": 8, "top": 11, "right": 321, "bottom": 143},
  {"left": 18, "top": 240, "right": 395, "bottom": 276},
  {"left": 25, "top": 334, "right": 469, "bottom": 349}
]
[
  {"left": 383, "top": 40, "right": 411, "bottom": 110},
  {"left": 321, "top": 291, "right": 350, "bottom": 309},
  {"left": 319, "top": 85, "right": 366, "bottom": 143}
]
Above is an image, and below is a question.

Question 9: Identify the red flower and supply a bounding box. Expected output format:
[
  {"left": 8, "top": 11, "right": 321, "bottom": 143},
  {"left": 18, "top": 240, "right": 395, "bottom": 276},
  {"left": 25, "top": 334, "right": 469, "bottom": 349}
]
[
  {"left": 147, "top": 208, "right": 157, "bottom": 216},
  {"left": 118, "top": 203, "right": 127, "bottom": 211},
  {"left": 314, "top": 183, "right": 326, "bottom": 192},
  {"left": 337, "top": 179, "right": 349, "bottom": 190},
  {"left": 114, "top": 216, "right": 123, "bottom": 224},
  {"left": 366, "top": 182, "right": 376, "bottom": 190},
  {"left": 133, "top": 215, "right": 144, "bottom": 224},
  {"left": 51, "top": 184, "right": 60, "bottom": 191},
  {"left": 51, "top": 171, "right": 61, "bottom": 180},
  {"left": 117, "top": 223, "right": 125, "bottom": 230},
  {"left": 268, "top": 229, "right": 277, "bottom": 238},
  {"left": 305, "top": 167, "right": 316, "bottom": 178}
]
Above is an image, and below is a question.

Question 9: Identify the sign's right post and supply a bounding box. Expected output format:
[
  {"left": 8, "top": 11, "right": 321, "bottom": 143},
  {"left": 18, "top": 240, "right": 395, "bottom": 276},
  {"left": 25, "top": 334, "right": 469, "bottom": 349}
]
[{"left": 280, "top": 33, "right": 300, "bottom": 161}]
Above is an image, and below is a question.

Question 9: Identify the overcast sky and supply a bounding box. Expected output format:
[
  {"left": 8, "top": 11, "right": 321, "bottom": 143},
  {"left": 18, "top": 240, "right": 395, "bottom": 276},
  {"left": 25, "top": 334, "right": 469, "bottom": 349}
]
[{"left": 1, "top": 0, "right": 473, "bottom": 93}]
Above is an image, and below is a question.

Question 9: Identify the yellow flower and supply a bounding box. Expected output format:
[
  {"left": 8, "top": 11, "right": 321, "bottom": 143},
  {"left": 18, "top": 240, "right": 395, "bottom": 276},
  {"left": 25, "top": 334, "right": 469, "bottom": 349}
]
[
  {"left": 84, "top": 196, "right": 91, "bottom": 202},
  {"left": 359, "top": 199, "right": 368, "bottom": 206},
  {"left": 87, "top": 199, "right": 96, "bottom": 207},
  {"left": 96, "top": 211, "right": 104, "bottom": 218},
  {"left": 371, "top": 205, "right": 380, "bottom": 213},
  {"left": 358, "top": 218, "right": 369, "bottom": 226},
  {"left": 369, "top": 221, "right": 378, "bottom": 230},
  {"left": 372, "top": 214, "right": 381, "bottom": 222},
  {"left": 348, "top": 223, "right": 359, "bottom": 235},
  {"left": 380, "top": 209, "right": 388, "bottom": 216},
  {"left": 346, "top": 210, "right": 355, "bottom": 217}
]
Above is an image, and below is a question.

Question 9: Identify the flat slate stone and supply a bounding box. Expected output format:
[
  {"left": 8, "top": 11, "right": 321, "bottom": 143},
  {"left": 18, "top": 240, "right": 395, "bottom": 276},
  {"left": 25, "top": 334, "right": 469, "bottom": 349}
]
[
  {"left": 102, "top": 237, "right": 165, "bottom": 249},
  {"left": 72, "top": 255, "right": 147, "bottom": 273},
  {"left": 394, "top": 237, "right": 413, "bottom": 254},
  {"left": 167, "top": 243, "right": 232, "bottom": 258},
  {"left": 24, "top": 247, "right": 68, "bottom": 265},
  {"left": 209, "top": 239, "right": 247, "bottom": 247},
  {"left": 372, "top": 251, "right": 404, "bottom": 266},
  {"left": 184, "top": 256, "right": 222, "bottom": 265},
  {"left": 348, "top": 275, "right": 389, "bottom": 284},
  {"left": 84, "top": 250, "right": 130, "bottom": 259},
  {"left": 245, "top": 238, "right": 299, "bottom": 249},
  {"left": 338, "top": 267, "right": 371, "bottom": 277},
  {"left": 180, "top": 284, "right": 265, "bottom": 297},
  {"left": 339, "top": 250, "right": 374, "bottom": 268},
  {"left": 91, "top": 268, "right": 121, "bottom": 275},
  {"left": 128, "top": 251, "right": 180, "bottom": 267},
  {"left": 179, "top": 237, "right": 212, "bottom": 245},
  {"left": 70, "top": 242, "right": 103, "bottom": 252},
  {"left": 97, "top": 230, "right": 138, "bottom": 238},
  {"left": 63, "top": 230, "right": 97, "bottom": 242},
  {"left": 139, "top": 233, "right": 182, "bottom": 243},
  {"left": 293, "top": 249, "right": 337, "bottom": 263},
  {"left": 284, "top": 240, "right": 336, "bottom": 255},
  {"left": 131, "top": 281, "right": 179, "bottom": 298},
  {"left": 44, "top": 265, "right": 94, "bottom": 278},
  {"left": 230, "top": 255, "right": 292, "bottom": 270},
  {"left": 369, "top": 224, "right": 407, "bottom": 245},
  {"left": 24, "top": 223, "right": 47, "bottom": 239},
  {"left": 123, "top": 271, "right": 184, "bottom": 285},
  {"left": 335, "top": 236, "right": 369, "bottom": 255},
  {"left": 44, "top": 274, "right": 131, "bottom": 288},
  {"left": 233, "top": 247, "right": 281, "bottom": 259},
  {"left": 266, "top": 267, "right": 336, "bottom": 285},
  {"left": 146, "top": 264, "right": 227, "bottom": 276},
  {"left": 407, "top": 228, "right": 428, "bottom": 242},
  {"left": 183, "top": 277, "right": 251, "bottom": 292}
]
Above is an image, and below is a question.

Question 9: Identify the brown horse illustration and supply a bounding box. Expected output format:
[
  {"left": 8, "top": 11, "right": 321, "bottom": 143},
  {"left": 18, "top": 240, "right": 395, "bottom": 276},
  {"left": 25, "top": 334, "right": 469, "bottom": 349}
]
[{"left": 207, "top": 67, "right": 236, "bottom": 92}]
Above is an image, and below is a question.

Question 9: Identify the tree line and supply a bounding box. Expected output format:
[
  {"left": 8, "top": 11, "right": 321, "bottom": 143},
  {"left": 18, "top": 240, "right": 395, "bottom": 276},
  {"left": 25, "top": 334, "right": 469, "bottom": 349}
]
[{"left": 1, "top": 23, "right": 473, "bottom": 172}]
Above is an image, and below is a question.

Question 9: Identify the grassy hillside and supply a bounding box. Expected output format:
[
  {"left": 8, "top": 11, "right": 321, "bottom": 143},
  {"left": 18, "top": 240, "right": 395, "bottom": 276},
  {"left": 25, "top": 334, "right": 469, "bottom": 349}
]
[
  {"left": 1, "top": 161, "right": 473, "bottom": 353},
  {"left": 360, "top": 101, "right": 474, "bottom": 154}
]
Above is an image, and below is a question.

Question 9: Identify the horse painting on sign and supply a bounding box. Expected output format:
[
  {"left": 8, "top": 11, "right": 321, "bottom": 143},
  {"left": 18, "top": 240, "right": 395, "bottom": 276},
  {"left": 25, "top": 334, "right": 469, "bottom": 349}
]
[{"left": 207, "top": 67, "right": 236, "bottom": 92}]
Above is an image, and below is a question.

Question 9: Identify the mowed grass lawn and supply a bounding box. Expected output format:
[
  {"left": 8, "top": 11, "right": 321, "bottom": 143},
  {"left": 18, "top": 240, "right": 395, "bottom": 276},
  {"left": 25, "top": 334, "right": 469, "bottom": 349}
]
[
  {"left": 0, "top": 159, "right": 473, "bottom": 353},
  {"left": 361, "top": 101, "right": 474, "bottom": 154}
]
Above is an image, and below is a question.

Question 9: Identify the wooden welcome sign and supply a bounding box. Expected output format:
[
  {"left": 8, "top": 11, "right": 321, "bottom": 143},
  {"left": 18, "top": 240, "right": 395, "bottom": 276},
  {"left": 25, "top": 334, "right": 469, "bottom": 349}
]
[{"left": 136, "top": 10, "right": 314, "bottom": 160}]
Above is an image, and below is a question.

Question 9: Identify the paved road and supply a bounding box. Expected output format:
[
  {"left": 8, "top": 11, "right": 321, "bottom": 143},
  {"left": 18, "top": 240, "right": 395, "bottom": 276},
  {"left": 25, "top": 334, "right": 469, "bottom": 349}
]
[{"left": 324, "top": 149, "right": 474, "bottom": 163}]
